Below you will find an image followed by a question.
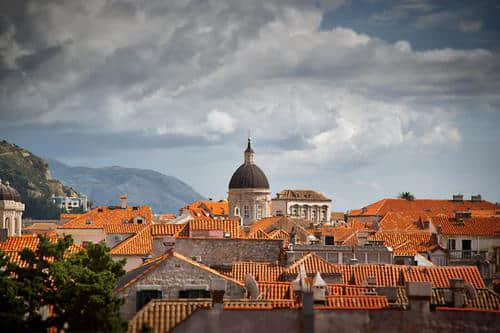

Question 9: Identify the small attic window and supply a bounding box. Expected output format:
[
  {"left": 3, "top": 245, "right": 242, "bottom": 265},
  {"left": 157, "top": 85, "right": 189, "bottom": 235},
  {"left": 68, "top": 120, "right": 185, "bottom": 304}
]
[
  {"left": 133, "top": 206, "right": 139, "bottom": 211},
  {"left": 85, "top": 219, "right": 92, "bottom": 225},
  {"left": 97, "top": 208, "right": 103, "bottom": 213}
]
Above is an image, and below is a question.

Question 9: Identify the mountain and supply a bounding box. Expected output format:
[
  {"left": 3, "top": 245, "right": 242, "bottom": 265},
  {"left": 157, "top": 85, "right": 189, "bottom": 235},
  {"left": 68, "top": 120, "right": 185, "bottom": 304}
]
[
  {"left": 0, "top": 140, "right": 79, "bottom": 219},
  {"left": 47, "top": 159, "right": 204, "bottom": 214}
]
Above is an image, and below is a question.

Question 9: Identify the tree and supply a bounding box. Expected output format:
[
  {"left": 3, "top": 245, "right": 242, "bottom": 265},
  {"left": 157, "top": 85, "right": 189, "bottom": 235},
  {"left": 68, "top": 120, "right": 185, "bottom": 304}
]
[
  {"left": 0, "top": 235, "right": 127, "bottom": 332},
  {"left": 398, "top": 192, "right": 415, "bottom": 201}
]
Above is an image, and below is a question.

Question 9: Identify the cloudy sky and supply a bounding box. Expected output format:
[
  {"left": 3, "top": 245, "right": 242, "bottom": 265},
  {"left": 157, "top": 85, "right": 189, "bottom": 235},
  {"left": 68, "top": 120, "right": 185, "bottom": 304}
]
[{"left": 1, "top": 0, "right": 499, "bottom": 211}]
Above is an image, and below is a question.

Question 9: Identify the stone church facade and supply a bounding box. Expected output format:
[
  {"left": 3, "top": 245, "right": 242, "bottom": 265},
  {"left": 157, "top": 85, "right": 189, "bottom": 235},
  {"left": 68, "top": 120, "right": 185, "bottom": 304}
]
[
  {"left": 0, "top": 179, "right": 24, "bottom": 237},
  {"left": 228, "top": 139, "right": 271, "bottom": 226}
]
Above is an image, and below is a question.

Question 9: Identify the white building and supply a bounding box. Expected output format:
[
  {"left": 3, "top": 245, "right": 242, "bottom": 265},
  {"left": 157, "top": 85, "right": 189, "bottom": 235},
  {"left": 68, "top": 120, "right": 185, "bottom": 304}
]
[
  {"left": 228, "top": 139, "right": 271, "bottom": 226},
  {"left": 52, "top": 194, "right": 88, "bottom": 212},
  {"left": 0, "top": 179, "right": 24, "bottom": 237},
  {"left": 272, "top": 189, "right": 332, "bottom": 224}
]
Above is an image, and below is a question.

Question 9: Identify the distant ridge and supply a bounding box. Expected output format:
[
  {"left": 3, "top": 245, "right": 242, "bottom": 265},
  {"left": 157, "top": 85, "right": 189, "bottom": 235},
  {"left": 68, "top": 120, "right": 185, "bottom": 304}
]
[{"left": 48, "top": 159, "right": 205, "bottom": 214}]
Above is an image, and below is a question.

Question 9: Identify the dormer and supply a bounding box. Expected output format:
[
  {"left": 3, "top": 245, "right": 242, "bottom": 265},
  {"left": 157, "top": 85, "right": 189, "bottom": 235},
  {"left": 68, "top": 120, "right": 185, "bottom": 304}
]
[{"left": 133, "top": 216, "right": 145, "bottom": 224}]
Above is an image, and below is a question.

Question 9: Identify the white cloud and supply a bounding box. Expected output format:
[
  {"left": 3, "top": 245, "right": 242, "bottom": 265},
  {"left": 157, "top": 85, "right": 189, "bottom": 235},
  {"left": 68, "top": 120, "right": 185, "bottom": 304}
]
[{"left": 1, "top": 0, "right": 498, "bottom": 171}]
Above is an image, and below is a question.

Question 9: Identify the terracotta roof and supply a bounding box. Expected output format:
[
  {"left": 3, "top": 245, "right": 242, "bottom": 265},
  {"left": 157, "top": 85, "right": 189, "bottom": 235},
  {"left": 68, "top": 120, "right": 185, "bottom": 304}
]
[
  {"left": 230, "top": 262, "right": 285, "bottom": 282},
  {"left": 368, "top": 231, "right": 438, "bottom": 255},
  {"left": 128, "top": 299, "right": 212, "bottom": 333},
  {"left": 258, "top": 282, "right": 293, "bottom": 300},
  {"left": 273, "top": 189, "right": 331, "bottom": 202},
  {"left": 151, "top": 224, "right": 186, "bottom": 236},
  {"left": 316, "top": 296, "right": 389, "bottom": 310},
  {"left": 401, "top": 266, "right": 485, "bottom": 289},
  {"left": 116, "top": 251, "right": 244, "bottom": 293},
  {"left": 103, "top": 224, "right": 148, "bottom": 234},
  {"left": 0, "top": 235, "right": 83, "bottom": 266},
  {"left": 283, "top": 253, "right": 340, "bottom": 278},
  {"left": 247, "top": 228, "right": 271, "bottom": 239},
  {"left": 110, "top": 225, "right": 152, "bottom": 255},
  {"left": 156, "top": 214, "right": 176, "bottom": 220},
  {"left": 58, "top": 205, "right": 153, "bottom": 229},
  {"left": 350, "top": 198, "right": 498, "bottom": 217},
  {"left": 249, "top": 216, "right": 285, "bottom": 234},
  {"left": 314, "top": 219, "right": 374, "bottom": 244},
  {"left": 268, "top": 229, "right": 289, "bottom": 240},
  {"left": 187, "top": 218, "right": 241, "bottom": 237},
  {"left": 59, "top": 213, "right": 82, "bottom": 221},
  {"left": 378, "top": 211, "right": 433, "bottom": 232},
  {"left": 433, "top": 216, "right": 500, "bottom": 236},
  {"left": 330, "top": 212, "right": 345, "bottom": 221}
]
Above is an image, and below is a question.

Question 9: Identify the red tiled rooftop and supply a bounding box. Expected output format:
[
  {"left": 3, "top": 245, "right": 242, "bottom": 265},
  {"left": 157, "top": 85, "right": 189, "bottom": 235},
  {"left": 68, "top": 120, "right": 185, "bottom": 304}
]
[
  {"left": 58, "top": 205, "right": 153, "bottom": 229},
  {"left": 433, "top": 215, "right": 500, "bottom": 236}
]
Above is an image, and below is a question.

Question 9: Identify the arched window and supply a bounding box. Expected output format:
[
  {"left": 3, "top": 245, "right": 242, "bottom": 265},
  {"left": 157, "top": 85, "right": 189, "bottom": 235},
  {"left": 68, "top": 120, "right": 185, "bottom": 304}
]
[
  {"left": 257, "top": 205, "right": 263, "bottom": 219},
  {"left": 244, "top": 206, "right": 249, "bottom": 218},
  {"left": 234, "top": 207, "right": 240, "bottom": 216}
]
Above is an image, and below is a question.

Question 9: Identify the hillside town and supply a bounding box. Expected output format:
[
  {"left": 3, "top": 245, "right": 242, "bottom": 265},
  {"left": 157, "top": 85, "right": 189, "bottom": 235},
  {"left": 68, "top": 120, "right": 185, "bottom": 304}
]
[{"left": 1, "top": 139, "right": 499, "bottom": 332}]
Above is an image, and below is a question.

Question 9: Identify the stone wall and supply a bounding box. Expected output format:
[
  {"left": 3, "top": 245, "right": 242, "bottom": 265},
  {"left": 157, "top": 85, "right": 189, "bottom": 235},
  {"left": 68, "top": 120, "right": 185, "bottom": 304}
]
[
  {"left": 170, "top": 238, "right": 283, "bottom": 266},
  {"left": 173, "top": 308, "right": 500, "bottom": 333},
  {"left": 117, "top": 255, "right": 246, "bottom": 321}
]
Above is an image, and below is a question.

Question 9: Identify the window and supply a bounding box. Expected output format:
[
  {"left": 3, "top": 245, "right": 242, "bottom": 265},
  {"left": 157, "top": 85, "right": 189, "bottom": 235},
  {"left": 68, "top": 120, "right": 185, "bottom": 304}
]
[
  {"left": 448, "top": 239, "right": 456, "bottom": 250},
  {"left": 301, "top": 207, "right": 307, "bottom": 217},
  {"left": 136, "top": 290, "right": 162, "bottom": 311},
  {"left": 324, "top": 236, "right": 334, "bottom": 245},
  {"left": 179, "top": 289, "right": 210, "bottom": 299},
  {"left": 257, "top": 205, "right": 262, "bottom": 219},
  {"left": 234, "top": 207, "right": 240, "bottom": 216},
  {"left": 244, "top": 206, "right": 249, "bottom": 218}
]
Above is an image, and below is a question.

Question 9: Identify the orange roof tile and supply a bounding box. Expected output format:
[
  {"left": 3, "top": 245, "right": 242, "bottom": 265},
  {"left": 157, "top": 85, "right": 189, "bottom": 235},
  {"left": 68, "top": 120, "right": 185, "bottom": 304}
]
[
  {"left": 128, "top": 299, "right": 212, "bottom": 333},
  {"left": 433, "top": 216, "right": 500, "bottom": 236},
  {"left": 103, "top": 224, "right": 148, "bottom": 234},
  {"left": 368, "top": 231, "right": 438, "bottom": 255},
  {"left": 249, "top": 216, "right": 285, "bottom": 234},
  {"left": 151, "top": 223, "right": 186, "bottom": 236},
  {"left": 316, "top": 295, "right": 389, "bottom": 309},
  {"left": 401, "top": 265, "right": 485, "bottom": 289},
  {"left": 230, "top": 262, "right": 285, "bottom": 282},
  {"left": 58, "top": 205, "right": 153, "bottom": 229},
  {"left": 378, "top": 211, "right": 433, "bottom": 232},
  {"left": 110, "top": 225, "right": 152, "bottom": 255},
  {"left": 350, "top": 198, "right": 498, "bottom": 217},
  {"left": 247, "top": 228, "right": 271, "bottom": 239},
  {"left": 187, "top": 218, "right": 241, "bottom": 237},
  {"left": 258, "top": 282, "right": 293, "bottom": 300}
]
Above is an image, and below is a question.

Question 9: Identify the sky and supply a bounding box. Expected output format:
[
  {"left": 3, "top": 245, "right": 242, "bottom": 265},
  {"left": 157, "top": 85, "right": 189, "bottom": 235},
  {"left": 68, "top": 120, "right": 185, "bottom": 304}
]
[{"left": 1, "top": 0, "right": 500, "bottom": 211}]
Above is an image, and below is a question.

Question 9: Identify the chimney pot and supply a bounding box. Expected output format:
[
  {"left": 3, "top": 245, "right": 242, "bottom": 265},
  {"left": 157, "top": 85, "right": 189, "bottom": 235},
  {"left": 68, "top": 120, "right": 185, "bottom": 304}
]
[{"left": 120, "top": 194, "right": 127, "bottom": 209}]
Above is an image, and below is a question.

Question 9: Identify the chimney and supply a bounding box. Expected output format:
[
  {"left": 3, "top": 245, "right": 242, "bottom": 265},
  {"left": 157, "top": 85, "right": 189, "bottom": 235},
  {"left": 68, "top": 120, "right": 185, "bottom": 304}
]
[
  {"left": 449, "top": 278, "right": 465, "bottom": 308},
  {"left": 301, "top": 290, "right": 314, "bottom": 333},
  {"left": 405, "top": 281, "right": 432, "bottom": 313},
  {"left": 312, "top": 272, "right": 327, "bottom": 304},
  {"left": 471, "top": 194, "right": 482, "bottom": 202},
  {"left": 120, "top": 194, "right": 127, "bottom": 209},
  {"left": 211, "top": 279, "right": 226, "bottom": 310},
  {"left": 452, "top": 194, "right": 463, "bottom": 202}
]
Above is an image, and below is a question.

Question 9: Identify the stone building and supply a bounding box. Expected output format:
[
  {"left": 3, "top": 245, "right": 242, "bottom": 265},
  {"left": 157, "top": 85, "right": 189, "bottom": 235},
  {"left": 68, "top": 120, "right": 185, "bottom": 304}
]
[
  {"left": 0, "top": 179, "right": 24, "bottom": 237},
  {"left": 272, "top": 189, "right": 332, "bottom": 224},
  {"left": 228, "top": 139, "right": 271, "bottom": 226},
  {"left": 115, "top": 250, "right": 246, "bottom": 320}
]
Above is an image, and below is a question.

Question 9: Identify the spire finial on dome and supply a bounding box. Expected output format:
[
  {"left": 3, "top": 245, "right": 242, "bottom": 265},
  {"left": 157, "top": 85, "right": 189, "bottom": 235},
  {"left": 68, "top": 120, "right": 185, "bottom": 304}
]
[{"left": 244, "top": 136, "right": 255, "bottom": 164}]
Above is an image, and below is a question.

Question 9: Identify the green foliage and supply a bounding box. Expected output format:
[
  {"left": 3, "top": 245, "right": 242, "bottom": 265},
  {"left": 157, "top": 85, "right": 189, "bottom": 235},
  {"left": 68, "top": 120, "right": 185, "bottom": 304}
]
[
  {"left": 0, "top": 235, "right": 127, "bottom": 332},
  {"left": 0, "top": 140, "right": 78, "bottom": 219},
  {"left": 398, "top": 192, "right": 415, "bottom": 201}
]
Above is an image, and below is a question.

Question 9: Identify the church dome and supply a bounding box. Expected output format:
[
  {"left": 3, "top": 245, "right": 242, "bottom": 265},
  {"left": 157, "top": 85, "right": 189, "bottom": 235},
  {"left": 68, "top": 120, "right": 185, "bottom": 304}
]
[
  {"left": 0, "top": 179, "right": 22, "bottom": 202},
  {"left": 229, "top": 163, "right": 269, "bottom": 189},
  {"left": 228, "top": 138, "right": 270, "bottom": 189}
]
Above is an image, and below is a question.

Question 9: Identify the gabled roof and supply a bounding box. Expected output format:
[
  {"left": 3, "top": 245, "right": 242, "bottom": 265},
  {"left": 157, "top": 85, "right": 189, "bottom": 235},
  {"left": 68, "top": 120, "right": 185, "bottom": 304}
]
[
  {"left": 350, "top": 198, "right": 498, "bottom": 217},
  {"left": 368, "top": 231, "right": 438, "bottom": 255},
  {"left": 128, "top": 299, "right": 212, "bottom": 333},
  {"left": 151, "top": 223, "right": 186, "bottom": 236},
  {"left": 273, "top": 189, "right": 331, "bottom": 202},
  {"left": 284, "top": 253, "right": 340, "bottom": 277},
  {"left": 247, "top": 228, "right": 271, "bottom": 239},
  {"left": 316, "top": 296, "right": 389, "bottom": 310},
  {"left": 110, "top": 225, "right": 153, "bottom": 255},
  {"left": 230, "top": 262, "right": 285, "bottom": 282},
  {"left": 378, "top": 211, "right": 433, "bottom": 232},
  {"left": 433, "top": 215, "right": 500, "bottom": 236},
  {"left": 103, "top": 224, "right": 148, "bottom": 234},
  {"left": 401, "top": 265, "right": 485, "bottom": 289},
  {"left": 115, "top": 250, "right": 244, "bottom": 293},
  {"left": 57, "top": 205, "right": 153, "bottom": 229}
]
